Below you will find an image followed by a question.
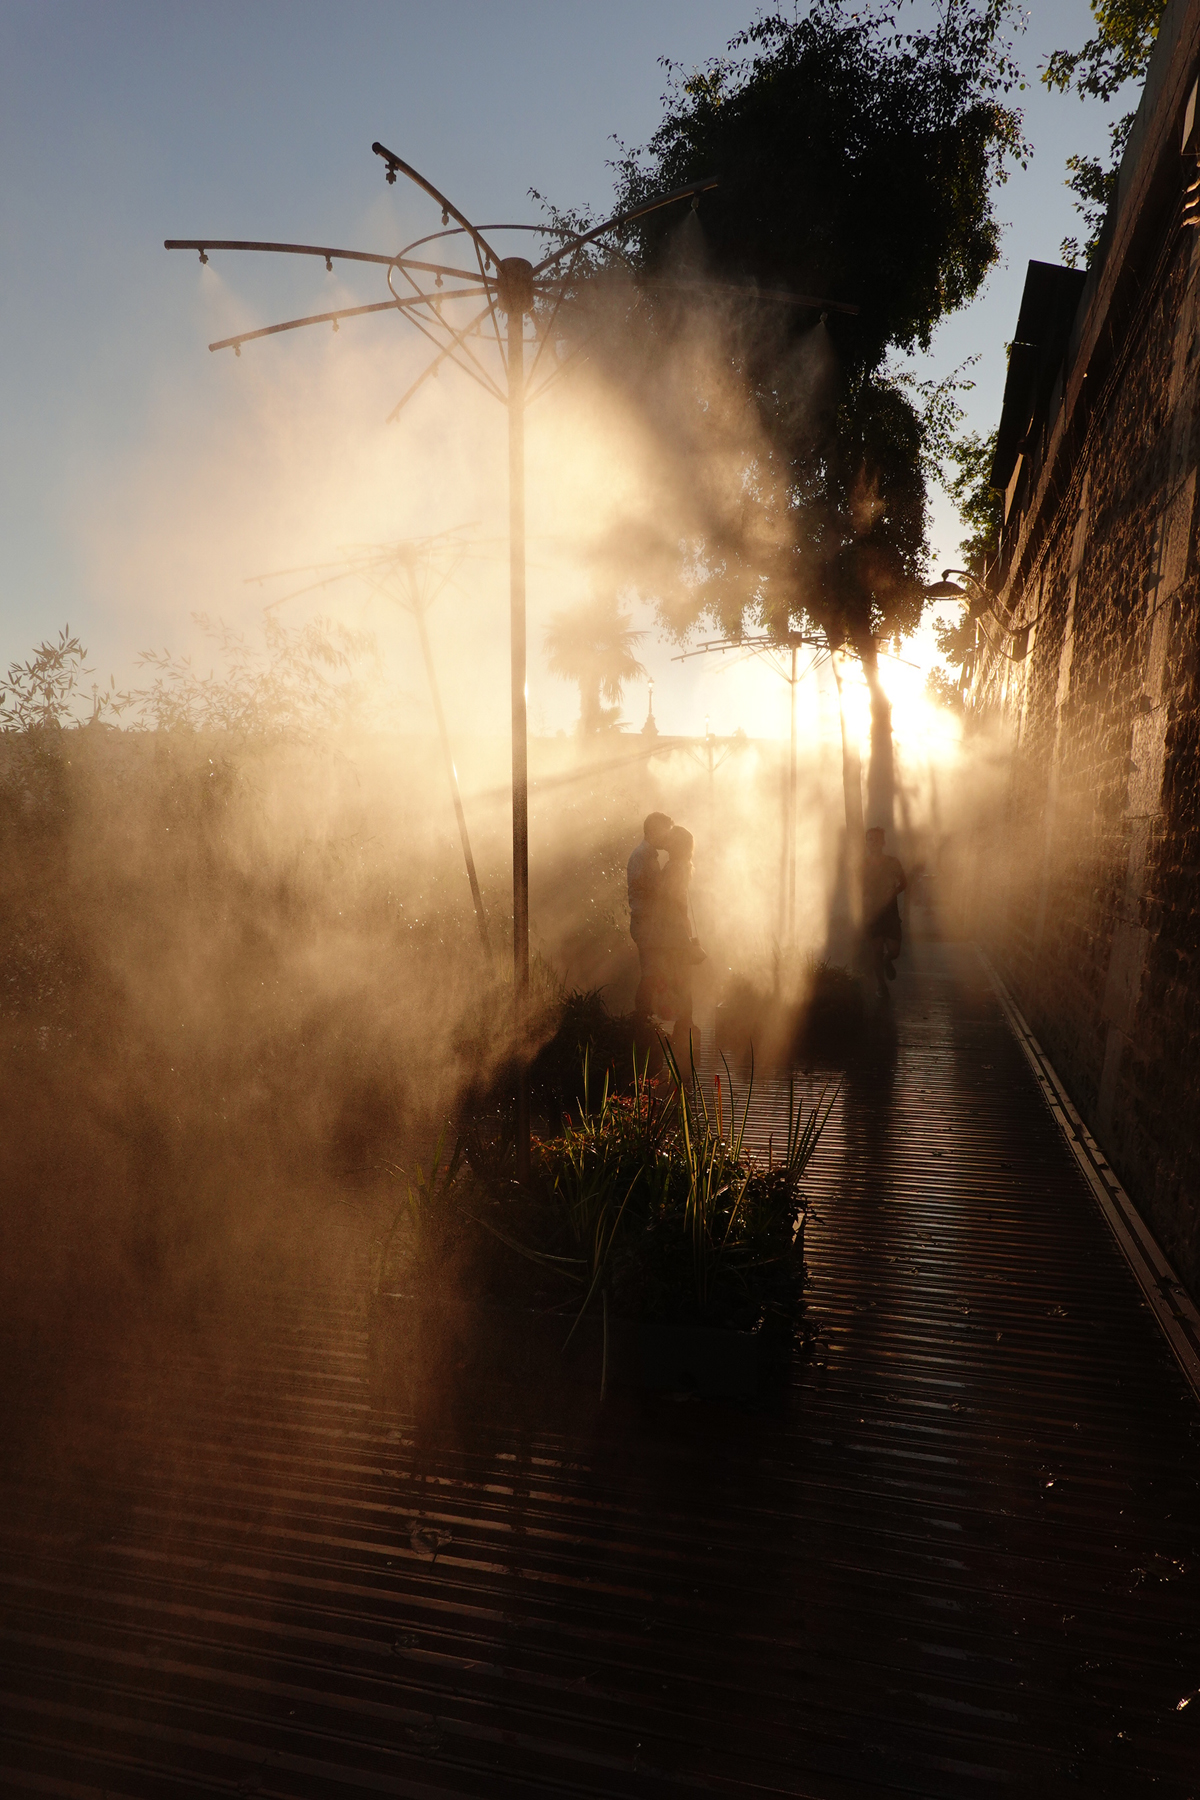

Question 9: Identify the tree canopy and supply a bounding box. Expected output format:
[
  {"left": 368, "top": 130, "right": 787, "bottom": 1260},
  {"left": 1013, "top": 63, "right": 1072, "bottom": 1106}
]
[
  {"left": 562, "top": 1, "right": 1025, "bottom": 820},
  {"left": 1043, "top": 0, "right": 1164, "bottom": 104},
  {"left": 591, "top": 0, "right": 1026, "bottom": 667},
  {"left": 544, "top": 592, "right": 646, "bottom": 733},
  {"left": 945, "top": 428, "right": 1003, "bottom": 577},
  {"left": 1042, "top": 0, "right": 1166, "bottom": 266}
]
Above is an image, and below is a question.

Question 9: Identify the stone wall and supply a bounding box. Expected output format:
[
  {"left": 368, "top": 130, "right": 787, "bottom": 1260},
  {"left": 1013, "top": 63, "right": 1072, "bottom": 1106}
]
[{"left": 968, "top": 9, "right": 1200, "bottom": 1298}]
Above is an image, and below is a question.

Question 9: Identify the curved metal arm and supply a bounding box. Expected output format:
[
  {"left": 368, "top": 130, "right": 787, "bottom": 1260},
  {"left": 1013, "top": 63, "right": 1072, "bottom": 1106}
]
[
  {"left": 532, "top": 177, "right": 720, "bottom": 275},
  {"left": 385, "top": 300, "right": 502, "bottom": 415},
  {"left": 400, "top": 222, "right": 574, "bottom": 259},
  {"left": 372, "top": 141, "right": 501, "bottom": 268},
  {"left": 166, "top": 237, "right": 399, "bottom": 269},
  {"left": 209, "top": 298, "right": 398, "bottom": 354},
  {"left": 366, "top": 151, "right": 719, "bottom": 277},
  {"left": 941, "top": 566, "right": 1054, "bottom": 644},
  {"left": 165, "top": 236, "right": 486, "bottom": 285},
  {"left": 205, "top": 291, "right": 487, "bottom": 356},
  {"left": 936, "top": 567, "right": 1012, "bottom": 624}
]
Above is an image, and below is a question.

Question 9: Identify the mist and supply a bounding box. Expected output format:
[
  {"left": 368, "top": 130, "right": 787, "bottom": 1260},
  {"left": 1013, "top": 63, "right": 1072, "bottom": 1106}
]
[{"left": 0, "top": 202, "right": 993, "bottom": 1395}]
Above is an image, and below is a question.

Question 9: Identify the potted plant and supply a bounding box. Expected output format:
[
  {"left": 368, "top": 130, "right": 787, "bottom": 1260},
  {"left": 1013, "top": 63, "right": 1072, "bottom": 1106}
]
[{"left": 369, "top": 1046, "right": 834, "bottom": 1414}]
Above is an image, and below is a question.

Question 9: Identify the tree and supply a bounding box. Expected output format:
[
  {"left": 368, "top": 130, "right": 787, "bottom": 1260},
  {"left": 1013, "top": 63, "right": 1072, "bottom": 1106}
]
[
  {"left": 1042, "top": 0, "right": 1166, "bottom": 266},
  {"left": 0, "top": 627, "right": 117, "bottom": 731},
  {"left": 946, "top": 428, "right": 1003, "bottom": 575},
  {"left": 926, "top": 426, "right": 1001, "bottom": 706},
  {"left": 544, "top": 592, "right": 647, "bottom": 733},
  {"left": 925, "top": 665, "right": 966, "bottom": 712},
  {"left": 581, "top": 0, "right": 1026, "bottom": 826},
  {"left": 129, "top": 614, "right": 378, "bottom": 735}
]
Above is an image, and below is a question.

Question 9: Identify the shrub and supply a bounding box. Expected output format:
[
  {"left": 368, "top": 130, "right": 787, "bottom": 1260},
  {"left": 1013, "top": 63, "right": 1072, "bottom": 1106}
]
[
  {"left": 715, "top": 955, "right": 864, "bottom": 1065},
  {"left": 466, "top": 1045, "right": 835, "bottom": 1340}
]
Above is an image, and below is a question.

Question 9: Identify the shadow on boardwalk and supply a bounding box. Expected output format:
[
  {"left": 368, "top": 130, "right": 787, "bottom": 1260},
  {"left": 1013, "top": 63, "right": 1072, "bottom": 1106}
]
[{"left": 1, "top": 944, "right": 1198, "bottom": 1796}]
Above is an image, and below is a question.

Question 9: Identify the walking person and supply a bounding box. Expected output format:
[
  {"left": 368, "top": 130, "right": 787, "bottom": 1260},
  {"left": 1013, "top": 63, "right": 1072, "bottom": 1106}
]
[
  {"left": 658, "top": 824, "right": 705, "bottom": 1058},
  {"left": 627, "top": 811, "right": 673, "bottom": 1020},
  {"left": 862, "top": 826, "right": 907, "bottom": 999}
]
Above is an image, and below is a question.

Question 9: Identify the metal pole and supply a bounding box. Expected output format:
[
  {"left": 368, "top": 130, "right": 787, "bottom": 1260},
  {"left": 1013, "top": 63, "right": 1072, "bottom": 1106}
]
[
  {"left": 787, "top": 643, "right": 798, "bottom": 947},
  {"left": 414, "top": 605, "right": 492, "bottom": 966},
  {"left": 505, "top": 278, "right": 531, "bottom": 1181},
  {"left": 831, "top": 648, "right": 864, "bottom": 929}
]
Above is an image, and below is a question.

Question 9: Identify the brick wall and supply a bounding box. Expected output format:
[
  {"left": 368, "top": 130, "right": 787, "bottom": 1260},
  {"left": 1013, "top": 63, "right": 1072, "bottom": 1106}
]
[{"left": 971, "top": 68, "right": 1200, "bottom": 1297}]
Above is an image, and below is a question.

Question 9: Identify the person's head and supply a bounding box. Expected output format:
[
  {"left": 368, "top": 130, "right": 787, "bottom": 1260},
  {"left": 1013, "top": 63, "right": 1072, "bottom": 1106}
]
[
  {"left": 644, "top": 811, "right": 673, "bottom": 850},
  {"left": 666, "top": 824, "right": 694, "bottom": 862},
  {"left": 865, "top": 827, "right": 886, "bottom": 854}
]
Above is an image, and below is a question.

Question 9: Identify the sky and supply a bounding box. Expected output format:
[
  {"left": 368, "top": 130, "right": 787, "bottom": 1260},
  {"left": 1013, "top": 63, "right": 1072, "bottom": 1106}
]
[{"left": 1, "top": 0, "right": 1133, "bottom": 741}]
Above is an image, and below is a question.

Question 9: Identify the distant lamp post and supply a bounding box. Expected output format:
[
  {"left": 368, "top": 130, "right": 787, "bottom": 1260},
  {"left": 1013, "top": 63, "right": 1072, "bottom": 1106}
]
[
  {"left": 166, "top": 145, "right": 718, "bottom": 1179},
  {"left": 641, "top": 680, "right": 658, "bottom": 738}
]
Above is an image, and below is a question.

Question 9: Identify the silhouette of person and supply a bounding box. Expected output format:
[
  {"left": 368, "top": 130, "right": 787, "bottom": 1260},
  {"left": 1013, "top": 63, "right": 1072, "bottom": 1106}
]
[
  {"left": 659, "top": 824, "right": 703, "bottom": 1057},
  {"left": 628, "top": 811, "right": 672, "bottom": 1019},
  {"left": 862, "top": 826, "right": 907, "bottom": 995}
]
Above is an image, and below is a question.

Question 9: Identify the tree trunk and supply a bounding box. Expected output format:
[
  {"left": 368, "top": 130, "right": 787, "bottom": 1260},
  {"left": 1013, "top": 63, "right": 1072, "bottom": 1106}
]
[
  {"left": 830, "top": 648, "right": 864, "bottom": 931},
  {"left": 857, "top": 636, "right": 894, "bottom": 832},
  {"left": 580, "top": 679, "right": 602, "bottom": 734}
]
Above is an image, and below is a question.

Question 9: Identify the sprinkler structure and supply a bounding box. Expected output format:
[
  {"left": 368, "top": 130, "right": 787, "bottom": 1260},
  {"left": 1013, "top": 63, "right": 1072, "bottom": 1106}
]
[
  {"left": 673, "top": 631, "right": 826, "bottom": 948},
  {"left": 248, "top": 526, "right": 504, "bottom": 965},
  {"left": 166, "top": 144, "right": 720, "bottom": 1179}
]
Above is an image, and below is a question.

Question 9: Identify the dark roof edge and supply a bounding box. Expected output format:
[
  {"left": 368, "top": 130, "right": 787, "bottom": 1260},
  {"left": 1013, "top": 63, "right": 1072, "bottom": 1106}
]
[{"left": 990, "top": 263, "right": 1087, "bottom": 491}]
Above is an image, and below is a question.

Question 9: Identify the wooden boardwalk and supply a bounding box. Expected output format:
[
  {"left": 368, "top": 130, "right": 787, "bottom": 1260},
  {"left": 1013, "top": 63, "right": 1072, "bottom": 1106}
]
[{"left": 2, "top": 943, "right": 1198, "bottom": 1796}]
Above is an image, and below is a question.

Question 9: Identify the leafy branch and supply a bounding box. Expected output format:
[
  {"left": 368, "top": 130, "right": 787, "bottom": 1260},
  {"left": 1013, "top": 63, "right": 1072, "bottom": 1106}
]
[
  {"left": 1041, "top": 1, "right": 1166, "bottom": 267},
  {"left": 0, "top": 627, "right": 120, "bottom": 732},
  {"left": 128, "top": 613, "right": 380, "bottom": 736}
]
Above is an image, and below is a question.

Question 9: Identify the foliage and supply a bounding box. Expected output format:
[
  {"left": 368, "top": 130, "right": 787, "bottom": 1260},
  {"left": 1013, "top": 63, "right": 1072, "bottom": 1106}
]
[
  {"left": 925, "top": 665, "right": 966, "bottom": 713},
  {"left": 372, "top": 1126, "right": 466, "bottom": 1295},
  {"left": 525, "top": 987, "right": 648, "bottom": 1123},
  {"left": 931, "top": 607, "right": 977, "bottom": 683},
  {"left": 485, "top": 1051, "right": 664, "bottom": 1338},
  {"left": 454, "top": 979, "right": 646, "bottom": 1174},
  {"left": 925, "top": 425, "right": 999, "bottom": 701},
  {"left": 1042, "top": 0, "right": 1164, "bottom": 104},
  {"left": 1058, "top": 122, "right": 1130, "bottom": 267},
  {"left": 895, "top": 359, "right": 982, "bottom": 486},
  {"left": 544, "top": 591, "right": 646, "bottom": 732},
  {"left": 798, "top": 957, "right": 865, "bottom": 1054},
  {"left": 0, "top": 613, "right": 378, "bottom": 740},
  {"left": 946, "top": 428, "right": 1003, "bottom": 574},
  {"left": 0, "top": 627, "right": 118, "bottom": 732},
  {"left": 591, "top": 0, "right": 1027, "bottom": 657},
  {"left": 129, "top": 613, "right": 379, "bottom": 735},
  {"left": 475, "top": 1045, "right": 835, "bottom": 1337},
  {"left": 1042, "top": 0, "right": 1166, "bottom": 266}
]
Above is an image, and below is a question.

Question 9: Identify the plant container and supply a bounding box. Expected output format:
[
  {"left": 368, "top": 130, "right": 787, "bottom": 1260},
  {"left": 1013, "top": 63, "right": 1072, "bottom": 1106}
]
[{"left": 369, "top": 1291, "right": 770, "bottom": 1416}]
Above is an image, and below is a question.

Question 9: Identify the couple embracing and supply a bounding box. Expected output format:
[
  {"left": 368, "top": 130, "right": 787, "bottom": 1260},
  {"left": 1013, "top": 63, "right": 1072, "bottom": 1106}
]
[{"left": 627, "top": 811, "right": 705, "bottom": 1054}]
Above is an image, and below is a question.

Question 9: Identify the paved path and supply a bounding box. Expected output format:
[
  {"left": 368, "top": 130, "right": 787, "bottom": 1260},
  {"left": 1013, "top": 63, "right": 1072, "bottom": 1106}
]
[{"left": 1, "top": 943, "right": 1198, "bottom": 1796}]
